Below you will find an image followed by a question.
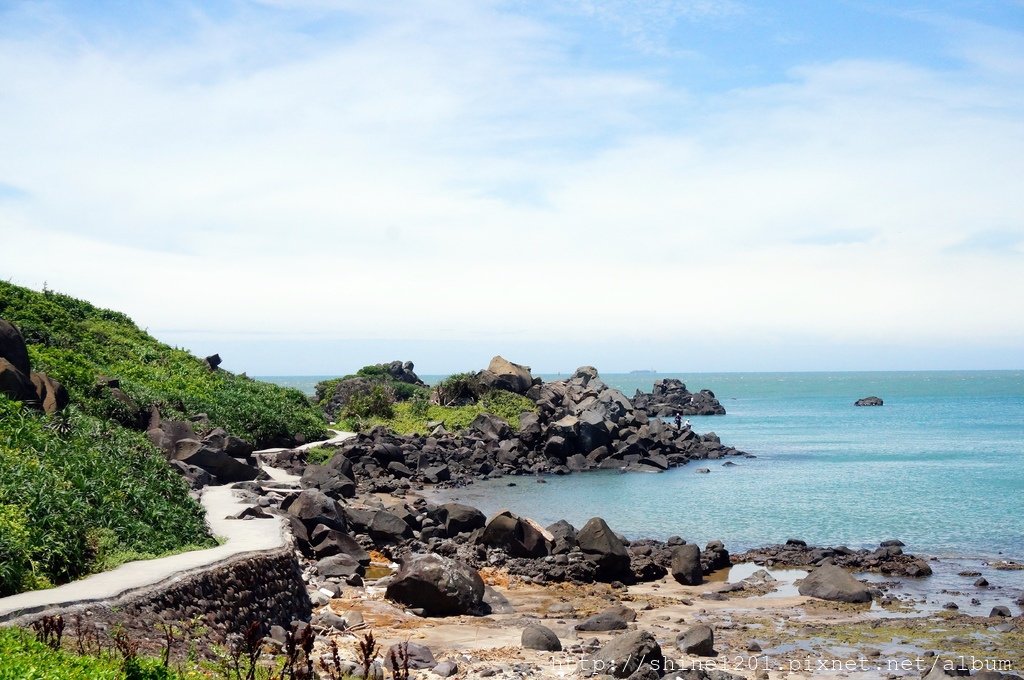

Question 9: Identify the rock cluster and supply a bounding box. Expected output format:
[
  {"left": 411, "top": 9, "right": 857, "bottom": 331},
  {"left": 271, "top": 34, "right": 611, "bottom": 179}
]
[
  {"left": 288, "top": 366, "right": 747, "bottom": 495},
  {"left": 632, "top": 378, "right": 726, "bottom": 417},
  {"left": 148, "top": 415, "right": 262, "bottom": 486},
  {"left": 0, "top": 319, "right": 69, "bottom": 414},
  {"left": 733, "top": 539, "right": 932, "bottom": 577},
  {"left": 318, "top": 361, "right": 426, "bottom": 419},
  {"left": 855, "top": 396, "right": 884, "bottom": 406}
]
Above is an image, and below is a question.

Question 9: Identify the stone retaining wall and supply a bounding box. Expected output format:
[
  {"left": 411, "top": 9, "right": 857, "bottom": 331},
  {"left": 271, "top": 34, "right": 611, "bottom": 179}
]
[{"left": 5, "top": 547, "right": 310, "bottom": 640}]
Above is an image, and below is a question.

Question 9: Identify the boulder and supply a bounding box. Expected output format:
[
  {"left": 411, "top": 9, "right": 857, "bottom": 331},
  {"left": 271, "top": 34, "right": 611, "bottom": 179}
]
[
  {"left": 855, "top": 396, "right": 883, "bottom": 406},
  {"left": 584, "top": 630, "right": 663, "bottom": 678},
  {"left": 469, "top": 413, "right": 512, "bottom": 441},
  {"left": 177, "top": 444, "right": 260, "bottom": 483},
  {"left": 29, "top": 372, "right": 69, "bottom": 414},
  {"left": 287, "top": 488, "right": 347, "bottom": 536},
  {"left": 317, "top": 554, "right": 362, "bottom": 578},
  {"left": 546, "top": 519, "right": 578, "bottom": 555},
  {"left": 676, "top": 624, "right": 715, "bottom": 656},
  {"left": 575, "top": 610, "right": 628, "bottom": 632},
  {"left": 0, "top": 357, "right": 37, "bottom": 404},
  {"left": 481, "top": 356, "right": 534, "bottom": 394},
  {"left": 368, "top": 509, "right": 414, "bottom": 543},
  {"left": 797, "top": 564, "right": 872, "bottom": 603},
  {"left": 432, "top": 661, "right": 458, "bottom": 677},
  {"left": 385, "top": 553, "right": 485, "bottom": 616},
  {"left": 671, "top": 544, "right": 703, "bottom": 585},
  {"left": 521, "top": 624, "right": 561, "bottom": 652},
  {"left": 384, "top": 642, "right": 435, "bottom": 671},
  {"left": 0, "top": 320, "right": 31, "bottom": 376},
  {"left": 479, "top": 510, "right": 551, "bottom": 558},
  {"left": 576, "top": 517, "right": 630, "bottom": 581},
  {"left": 300, "top": 464, "right": 356, "bottom": 499},
  {"left": 310, "top": 528, "right": 370, "bottom": 564},
  {"left": 435, "top": 503, "right": 486, "bottom": 536}
]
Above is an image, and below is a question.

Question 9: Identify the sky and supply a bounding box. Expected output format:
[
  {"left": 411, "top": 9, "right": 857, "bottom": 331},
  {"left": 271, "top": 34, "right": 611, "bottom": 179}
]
[{"left": 1, "top": 0, "right": 1022, "bottom": 375}]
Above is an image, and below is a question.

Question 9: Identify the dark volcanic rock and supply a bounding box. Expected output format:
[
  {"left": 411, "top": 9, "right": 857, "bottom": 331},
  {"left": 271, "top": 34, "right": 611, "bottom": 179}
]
[
  {"left": 29, "top": 371, "right": 69, "bottom": 414},
  {"left": 479, "top": 510, "right": 551, "bottom": 558},
  {"left": 733, "top": 541, "right": 931, "bottom": 577},
  {"left": 576, "top": 517, "right": 631, "bottom": 582},
  {"left": 0, "top": 319, "right": 31, "bottom": 376},
  {"left": 521, "top": 624, "right": 561, "bottom": 651},
  {"left": 300, "top": 464, "right": 356, "bottom": 499},
  {"left": 671, "top": 544, "right": 704, "bottom": 585},
  {"left": 477, "top": 356, "right": 534, "bottom": 395},
  {"left": 797, "top": 564, "right": 872, "bottom": 603},
  {"left": 632, "top": 378, "right": 726, "bottom": 417},
  {"left": 434, "top": 503, "right": 486, "bottom": 537},
  {"left": 676, "top": 624, "right": 715, "bottom": 656},
  {"left": 0, "top": 357, "right": 37, "bottom": 404},
  {"left": 855, "top": 396, "right": 884, "bottom": 406},
  {"left": 584, "top": 630, "right": 663, "bottom": 678},
  {"left": 575, "top": 610, "right": 628, "bottom": 632},
  {"left": 385, "top": 553, "right": 485, "bottom": 617}
]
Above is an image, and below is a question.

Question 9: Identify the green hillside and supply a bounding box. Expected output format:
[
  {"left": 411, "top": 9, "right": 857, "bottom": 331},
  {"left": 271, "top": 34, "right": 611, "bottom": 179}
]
[
  {"left": 0, "top": 281, "right": 329, "bottom": 596},
  {"left": 0, "top": 281, "right": 327, "bottom": 447}
]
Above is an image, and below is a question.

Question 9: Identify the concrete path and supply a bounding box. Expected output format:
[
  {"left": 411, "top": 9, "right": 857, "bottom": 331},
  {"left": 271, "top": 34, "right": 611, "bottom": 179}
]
[
  {"left": 0, "top": 484, "right": 289, "bottom": 621},
  {"left": 0, "top": 431, "right": 358, "bottom": 622},
  {"left": 254, "top": 429, "right": 356, "bottom": 455}
]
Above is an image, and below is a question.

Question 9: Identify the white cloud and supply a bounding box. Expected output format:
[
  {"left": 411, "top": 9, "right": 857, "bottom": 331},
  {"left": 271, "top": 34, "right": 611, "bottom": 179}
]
[{"left": 0, "top": 2, "right": 1022, "bottom": 370}]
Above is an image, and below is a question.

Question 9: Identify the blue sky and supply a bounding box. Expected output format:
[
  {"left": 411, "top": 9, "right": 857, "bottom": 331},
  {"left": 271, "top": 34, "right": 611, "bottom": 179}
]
[{"left": 1, "top": 1, "right": 1022, "bottom": 374}]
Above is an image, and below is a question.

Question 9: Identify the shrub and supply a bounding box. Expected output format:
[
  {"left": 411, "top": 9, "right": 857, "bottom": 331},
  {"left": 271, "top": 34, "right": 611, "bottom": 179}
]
[
  {"left": 0, "top": 627, "right": 185, "bottom": 679},
  {"left": 351, "top": 389, "right": 535, "bottom": 436},
  {"left": 0, "top": 398, "right": 213, "bottom": 596},
  {"left": 343, "top": 385, "right": 395, "bottom": 420}
]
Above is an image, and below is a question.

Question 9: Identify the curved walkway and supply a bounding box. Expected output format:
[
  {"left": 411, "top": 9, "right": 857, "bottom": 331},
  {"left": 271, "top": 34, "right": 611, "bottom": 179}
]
[{"left": 0, "top": 431, "right": 355, "bottom": 622}]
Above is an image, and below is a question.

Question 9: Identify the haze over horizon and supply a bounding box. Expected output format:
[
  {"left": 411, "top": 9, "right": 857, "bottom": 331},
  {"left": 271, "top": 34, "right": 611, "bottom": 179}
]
[{"left": 2, "top": 1, "right": 1022, "bottom": 375}]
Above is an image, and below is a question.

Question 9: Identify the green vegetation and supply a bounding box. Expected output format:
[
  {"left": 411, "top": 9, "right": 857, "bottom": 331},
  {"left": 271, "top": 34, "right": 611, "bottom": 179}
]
[
  {"left": 314, "top": 364, "right": 429, "bottom": 415},
  {"left": 338, "top": 389, "right": 535, "bottom": 435},
  {"left": 0, "top": 398, "right": 214, "bottom": 596},
  {"left": 0, "top": 281, "right": 327, "bottom": 447},
  {"left": 0, "top": 627, "right": 187, "bottom": 679},
  {"left": 304, "top": 445, "right": 334, "bottom": 465}
]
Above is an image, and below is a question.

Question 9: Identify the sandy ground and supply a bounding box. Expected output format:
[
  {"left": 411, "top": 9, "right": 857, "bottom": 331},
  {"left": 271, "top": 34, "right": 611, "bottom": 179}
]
[{"left": 310, "top": 566, "right": 1023, "bottom": 680}]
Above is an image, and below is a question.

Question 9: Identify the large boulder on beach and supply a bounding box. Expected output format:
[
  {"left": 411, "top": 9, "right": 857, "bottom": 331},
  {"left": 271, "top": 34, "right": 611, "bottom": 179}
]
[
  {"left": 798, "top": 563, "right": 872, "bottom": 603},
  {"left": 434, "top": 503, "right": 486, "bottom": 536},
  {"left": 584, "top": 630, "right": 663, "bottom": 678},
  {"left": 300, "top": 464, "right": 356, "bottom": 499},
  {"left": 547, "top": 520, "right": 578, "bottom": 554},
  {"left": 676, "top": 624, "right": 715, "bottom": 656},
  {"left": 522, "top": 624, "right": 561, "bottom": 651},
  {"left": 576, "top": 517, "right": 631, "bottom": 581},
  {"left": 385, "top": 553, "right": 485, "bottom": 616},
  {"left": 480, "top": 510, "right": 551, "bottom": 558},
  {"left": 671, "top": 544, "right": 704, "bottom": 585},
  {"left": 575, "top": 610, "right": 628, "bottom": 632}
]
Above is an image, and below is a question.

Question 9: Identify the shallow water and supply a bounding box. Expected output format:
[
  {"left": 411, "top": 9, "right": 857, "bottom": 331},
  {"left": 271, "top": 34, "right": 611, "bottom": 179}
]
[{"left": 435, "top": 371, "right": 1024, "bottom": 562}]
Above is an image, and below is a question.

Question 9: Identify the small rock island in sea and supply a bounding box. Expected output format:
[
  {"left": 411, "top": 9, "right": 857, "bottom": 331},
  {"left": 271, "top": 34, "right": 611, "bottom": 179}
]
[{"left": 855, "top": 395, "right": 884, "bottom": 406}]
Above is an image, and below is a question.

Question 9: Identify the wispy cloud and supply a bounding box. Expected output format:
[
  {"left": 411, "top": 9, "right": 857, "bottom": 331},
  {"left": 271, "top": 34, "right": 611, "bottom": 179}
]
[{"left": 0, "top": 1, "right": 1022, "bottom": 370}]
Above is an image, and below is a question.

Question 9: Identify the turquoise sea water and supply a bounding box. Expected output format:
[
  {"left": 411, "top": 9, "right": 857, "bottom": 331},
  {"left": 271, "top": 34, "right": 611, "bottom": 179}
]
[{"left": 259, "top": 371, "right": 1024, "bottom": 561}]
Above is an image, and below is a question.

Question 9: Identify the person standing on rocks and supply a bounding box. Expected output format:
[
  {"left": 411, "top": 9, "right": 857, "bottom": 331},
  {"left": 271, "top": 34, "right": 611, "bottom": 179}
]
[{"left": 674, "top": 412, "right": 682, "bottom": 429}]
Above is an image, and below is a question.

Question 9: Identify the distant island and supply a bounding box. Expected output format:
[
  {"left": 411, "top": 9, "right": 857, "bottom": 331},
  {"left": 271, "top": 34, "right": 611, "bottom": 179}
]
[{"left": 629, "top": 369, "right": 657, "bottom": 374}]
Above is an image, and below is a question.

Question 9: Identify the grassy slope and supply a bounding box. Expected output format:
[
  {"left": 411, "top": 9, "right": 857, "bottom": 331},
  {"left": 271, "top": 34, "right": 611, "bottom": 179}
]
[
  {"left": 0, "top": 281, "right": 327, "bottom": 447},
  {"left": 0, "top": 281, "right": 327, "bottom": 596}
]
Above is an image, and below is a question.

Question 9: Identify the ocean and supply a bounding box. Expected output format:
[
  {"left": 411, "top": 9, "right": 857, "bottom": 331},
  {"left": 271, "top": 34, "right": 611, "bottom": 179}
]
[{"left": 258, "top": 371, "right": 1024, "bottom": 562}]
